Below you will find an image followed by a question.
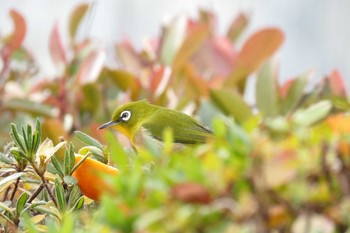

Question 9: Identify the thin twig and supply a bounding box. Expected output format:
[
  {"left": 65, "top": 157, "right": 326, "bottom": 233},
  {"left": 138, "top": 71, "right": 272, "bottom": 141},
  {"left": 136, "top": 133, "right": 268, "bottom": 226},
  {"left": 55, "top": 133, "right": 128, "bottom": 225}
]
[
  {"left": 27, "top": 184, "right": 44, "bottom": 203},
  {"left": 10, "top": 177, "right": 20, "bottom": 202},
  {"left": 2, "top": 186, "right": 11, "bottom": 202},
  {"left": 39, "top": 175, "right": 57, "bottom": 207}
]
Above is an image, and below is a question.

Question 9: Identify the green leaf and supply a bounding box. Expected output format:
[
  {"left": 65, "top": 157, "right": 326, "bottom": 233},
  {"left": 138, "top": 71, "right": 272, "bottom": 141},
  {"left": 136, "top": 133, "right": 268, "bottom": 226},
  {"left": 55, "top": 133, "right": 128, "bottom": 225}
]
[
  {"left": 256, "top": 61, "right": 280, "bottom": 117},
  {"left": 74, "top": 131, "right": 103, "bottom": 150},
  {"left": 80, "top": 84, "right": 102, "bottom": 114},
  {"left": 71, "top": 196, "right": 84, "bottom": 211},
  {"left": 70, "top": 153, "right": 90, "bottom": 175},
  {"left": 33, "top": 118, "right": 42, "bottom": 152},
  {"left": 34, "top": 206, "right": 60, "bottom": 219},
  {"left": 281, "top": 73, "right": 309, "bottom": 114},
  {"left": 3, "top": 98, "right": 56, "bottom": 117},
  {"left": 69, "top": 3, "right": 89, "bottom": 41},
  {"left": 16, "top": 192, "right": 28, "bottom": 216},
  {"left": 10, "top": 123, "right": 26, "bottom": 153},
  {"left": 22, "top": 126, "right": 30, "bottom": 154},
  {"left": 27, "top": 124, "right": 33, "bottom": 155},
  {"left": 51, "top": 156, "right": 64, "bottom": 177},
  {"left": 210, "top": 88, "right": 252, "bottom": 123},
  {"left": 54, "top": 178, "right": 66, "bottom": 213},
  {"left": 64, "top": 144, "right": 75, "bottom": 175},
  {"left": 293, "top": 100, "right": 332, "bottom": 127}
]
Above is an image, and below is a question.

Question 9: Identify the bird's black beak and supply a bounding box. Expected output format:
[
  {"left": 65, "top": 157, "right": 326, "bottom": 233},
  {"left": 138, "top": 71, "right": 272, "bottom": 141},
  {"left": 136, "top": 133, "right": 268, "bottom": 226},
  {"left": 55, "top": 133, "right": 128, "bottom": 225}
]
[{"left": 98, "top": 120, "right": 119, "bottom": 130}]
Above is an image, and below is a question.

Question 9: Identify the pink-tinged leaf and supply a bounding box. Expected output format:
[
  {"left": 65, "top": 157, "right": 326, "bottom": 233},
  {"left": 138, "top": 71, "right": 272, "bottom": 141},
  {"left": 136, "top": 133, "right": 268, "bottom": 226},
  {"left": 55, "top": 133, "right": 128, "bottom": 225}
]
[
  {"left": 77, "top": 49, "right": 105, "bottom": 84},
  {"left": 172, "top": 23, "right": 210, "bottom": 74},
  {"left": 150, "top": 65, "right": 171, "bottom": 98},
  {"left": 7, "top": 9, "right": 26, "bottom": 53},
  {"left": 279, "top": 79, "right": 294, "bottom": 99},
  {"left": 69, "top": 3, "right": 89, "bottom": 41},
  {"left": 191, "top": 36, "right": 237, "bottom": 77},
  {"left": 280, "top": 72, "right": 309, "bottom": 114},
  {"left": 226, "top": 12, "right": 249, "bottom": 42},
  {"left": 116, "top": 40, "right": 143, "bottom": 72},
  {"left": 49, "top": 22, "right": 67, "bottom": 69},
  {"left": 225, "top": 28, "right": 284, "bottom": 88},
  {"left": 329, "top": 70, "right": 347, "bottom": 96}
]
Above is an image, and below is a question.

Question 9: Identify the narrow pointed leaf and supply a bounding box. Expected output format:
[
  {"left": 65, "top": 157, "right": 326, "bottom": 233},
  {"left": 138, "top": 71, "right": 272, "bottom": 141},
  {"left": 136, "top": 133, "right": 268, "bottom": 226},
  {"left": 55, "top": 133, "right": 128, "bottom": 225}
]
[
  {"left": 256, "top": 61, "right": 280, "bottom": 117},
  {"left": 71, "top": 196, "right": 84, "bottom": 211},
  {"left": 74, "top": 131, "right": 103, "bottom": 150},
  {"left": 10, "top": 124, "right": 26, "bottom": 153},
  {"left": 293, "top": 100, "right": 332, "bottom": 127},
  {"left": 51, "top": 156, "right": 64, "bottom": 177},
  {"left": 54, "top": 178, "right": 66, "bottom": 212},
  {"left": 69, "top": 3, "right": 89, "bottom": 41},
  {"left": 226, "top": 12, "right": 249, "bottom": 42},
  {"left": 16, "top": 192, "right": 28, "bottom": 216},
  {"left": 7, "top": 9, "right": 26, "bottom": 53}
]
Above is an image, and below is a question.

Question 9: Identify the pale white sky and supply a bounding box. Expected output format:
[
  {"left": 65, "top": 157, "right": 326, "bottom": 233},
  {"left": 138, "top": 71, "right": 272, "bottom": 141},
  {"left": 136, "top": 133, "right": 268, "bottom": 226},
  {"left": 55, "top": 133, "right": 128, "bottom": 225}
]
[{"left": 1, "top": 0, "right": 349, "bottom": 92}]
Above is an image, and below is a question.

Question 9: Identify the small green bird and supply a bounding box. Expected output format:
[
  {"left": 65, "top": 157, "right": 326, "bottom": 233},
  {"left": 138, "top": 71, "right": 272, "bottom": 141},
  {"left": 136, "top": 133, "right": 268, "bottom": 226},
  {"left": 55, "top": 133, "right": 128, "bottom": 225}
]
[{"left": 98, "top": 100, "right": 212, "bottom": 148}]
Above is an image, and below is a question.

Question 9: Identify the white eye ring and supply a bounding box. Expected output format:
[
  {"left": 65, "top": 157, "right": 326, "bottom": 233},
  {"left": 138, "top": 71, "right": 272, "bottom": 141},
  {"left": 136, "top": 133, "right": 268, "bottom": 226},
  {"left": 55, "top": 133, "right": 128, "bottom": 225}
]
[{"left": 120, "top": 110, "right": 131, "bottom": 121}]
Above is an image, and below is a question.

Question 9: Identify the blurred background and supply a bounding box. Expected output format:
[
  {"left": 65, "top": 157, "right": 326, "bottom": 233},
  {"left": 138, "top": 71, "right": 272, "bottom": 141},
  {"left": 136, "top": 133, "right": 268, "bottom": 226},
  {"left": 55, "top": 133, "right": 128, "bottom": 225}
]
[{"left": 1, "top": 0, "right": 349, "bottom": 90}]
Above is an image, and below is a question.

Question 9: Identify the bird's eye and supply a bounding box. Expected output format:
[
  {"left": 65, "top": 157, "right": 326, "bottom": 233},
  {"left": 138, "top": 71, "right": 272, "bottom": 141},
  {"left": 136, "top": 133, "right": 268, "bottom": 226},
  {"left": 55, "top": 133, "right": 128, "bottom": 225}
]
[{"left": 120, "top": 110, "right": 131, "bottom": 121}]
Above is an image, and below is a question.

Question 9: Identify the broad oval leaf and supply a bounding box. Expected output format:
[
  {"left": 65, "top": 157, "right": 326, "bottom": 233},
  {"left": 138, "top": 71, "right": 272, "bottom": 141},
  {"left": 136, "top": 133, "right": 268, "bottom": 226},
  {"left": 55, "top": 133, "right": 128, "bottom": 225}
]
[
  {"left": 210, "top": 88, "right": 252, "bottom": 123},
  {"left": 293, "top": 100, "right": 332, "bottom": 127},
  {"left": 226, "top": 28, "right": 284, "bottom": 87}
]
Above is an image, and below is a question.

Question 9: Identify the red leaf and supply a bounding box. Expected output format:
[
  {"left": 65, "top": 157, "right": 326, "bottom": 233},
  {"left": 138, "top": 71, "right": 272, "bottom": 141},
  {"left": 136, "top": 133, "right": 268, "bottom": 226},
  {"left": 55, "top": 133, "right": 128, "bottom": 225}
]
[
  {"left": 225, "top": 28, "right": 284, "bottom": 87},
  {"left": 49, "top": 22, "right": 67, "bottom": 69},
  {"left": 329, "top": 70, "right": 347, "bottom": 96},
  {"left": 171, "top": 182, "right": 212, "bottom": 204},
  {"left": 149, "top": 65, "right": 171, "bottom": 98},
  {"left": 116, "top": 40, "right": 143, "bottom": 72},
  {"left": 8, "top": 9, "right": 26, "bottom": 53}
]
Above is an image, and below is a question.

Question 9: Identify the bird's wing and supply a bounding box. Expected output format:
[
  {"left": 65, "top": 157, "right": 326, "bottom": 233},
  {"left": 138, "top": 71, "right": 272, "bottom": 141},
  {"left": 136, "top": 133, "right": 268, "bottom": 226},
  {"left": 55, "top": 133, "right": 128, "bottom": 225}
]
[{"left": 142, "top": 109, "right": 212, "bottom": 144}]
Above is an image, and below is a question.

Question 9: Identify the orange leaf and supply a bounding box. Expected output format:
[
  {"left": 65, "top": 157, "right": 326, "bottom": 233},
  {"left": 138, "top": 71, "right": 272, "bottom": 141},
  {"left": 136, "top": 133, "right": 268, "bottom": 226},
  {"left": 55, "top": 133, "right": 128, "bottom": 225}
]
[
  {"left": 172, "top": 23, "right": 209, "bottom": 74},
  {"left": 73, "top": 155, "right": 119, "bottom": 201},
  {"left": 49, "top": 22, "right": 67, "bottom": 69},
  {"left": 225, "top": 28, "right": 284, "bottom": 87},
  {"left": 8, "top": 9, "right": 26, "bottom": 53}
]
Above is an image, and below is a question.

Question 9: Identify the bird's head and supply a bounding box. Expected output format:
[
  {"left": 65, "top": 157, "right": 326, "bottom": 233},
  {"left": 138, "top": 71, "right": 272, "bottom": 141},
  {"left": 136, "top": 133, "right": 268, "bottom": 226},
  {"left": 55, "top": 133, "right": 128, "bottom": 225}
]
[{"left": 98, "top": 100, "right": 151, "bottom": 139}]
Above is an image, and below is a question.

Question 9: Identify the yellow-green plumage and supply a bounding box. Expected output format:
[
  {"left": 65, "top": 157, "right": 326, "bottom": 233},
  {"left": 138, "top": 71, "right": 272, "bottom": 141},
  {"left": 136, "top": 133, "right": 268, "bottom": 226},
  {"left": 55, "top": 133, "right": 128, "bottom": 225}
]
[{"left": 98, "top": 100, "right": 212, "bottom": 146}]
